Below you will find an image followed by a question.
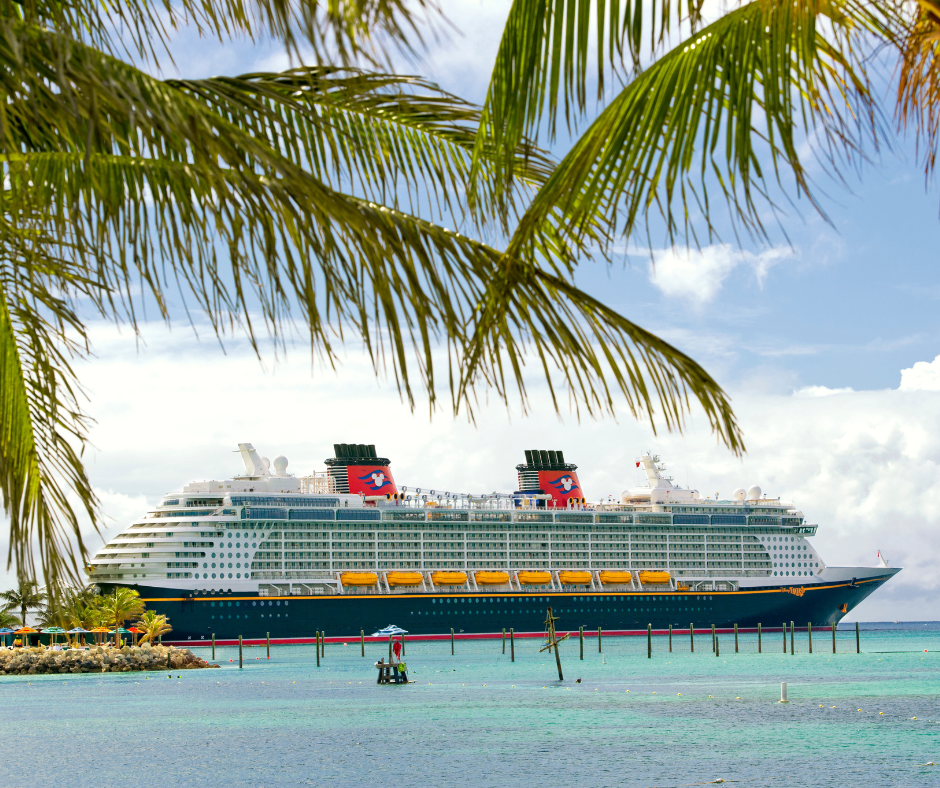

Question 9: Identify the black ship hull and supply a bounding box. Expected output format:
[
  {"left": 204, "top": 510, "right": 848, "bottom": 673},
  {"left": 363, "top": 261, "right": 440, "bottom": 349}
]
[{"left": 118, "top": 574, "right": 895, "bottom": 645}]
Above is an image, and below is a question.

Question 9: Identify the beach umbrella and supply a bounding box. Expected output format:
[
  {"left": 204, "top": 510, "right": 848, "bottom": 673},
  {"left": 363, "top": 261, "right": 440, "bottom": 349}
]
[
  {"left": 42, "top": 626, "right": 67, "bottom": 647},
  {"left": 67, "top": 627, "right": 90, "bottom": 647},
  {"left": 0, "top": 627, "right": 14, "bottom": 648},
  {"left": 14, "top": 627, "right": 38, "bottom": 647},
  {"left": 127, "top": 627, "right": 143, "bottom": 646},
  {"left": 110, "top": 627, "right": 132, "bottom": 648},
  {"left": 89, "top": 626, "right": 110, "bottom": 645}
]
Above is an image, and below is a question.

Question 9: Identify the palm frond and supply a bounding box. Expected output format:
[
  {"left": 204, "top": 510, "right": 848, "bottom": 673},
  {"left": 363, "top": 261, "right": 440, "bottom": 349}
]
[
  {"left": 0, "top": 219, "right": 99, "bottom": 591},
  {"left": 500, "top": 0, "right": 888, "bottom": 259},
  {"left": 468, "top": 0, "right": 708, "bottom": 216},
  {"left": 8, "top": 0, "right": 438, "bottom": 67},
  {"left": 898, "top": 0, "right": 940, "bottom": 178}
]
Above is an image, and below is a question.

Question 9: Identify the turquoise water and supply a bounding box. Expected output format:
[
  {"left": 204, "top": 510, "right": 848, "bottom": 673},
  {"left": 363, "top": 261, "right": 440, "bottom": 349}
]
[{"left": 2, "top": 624, "right": 939, "bottom": 787}]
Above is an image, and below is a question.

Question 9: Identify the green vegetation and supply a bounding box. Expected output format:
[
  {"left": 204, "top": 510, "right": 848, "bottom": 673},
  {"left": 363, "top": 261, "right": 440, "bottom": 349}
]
[{"left": 135, "top": 610, "right": 173, "bottom": 645}]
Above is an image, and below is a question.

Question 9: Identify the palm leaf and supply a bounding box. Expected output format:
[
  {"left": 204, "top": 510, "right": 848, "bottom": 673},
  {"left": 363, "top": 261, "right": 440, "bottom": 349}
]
[
  {"left": 499, "top": 0, "right": 891, "bottom": 262},
  {"left": 0, "top": 219, "right": 99, "bottom": 592}
]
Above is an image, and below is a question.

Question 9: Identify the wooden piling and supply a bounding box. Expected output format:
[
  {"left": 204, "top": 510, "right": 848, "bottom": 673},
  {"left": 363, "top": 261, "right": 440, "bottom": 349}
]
[
  {"left": 647, "top": 624, "right": 652, "bottom": 659},
  {"left": 402, "top": 633, "right": 406, "bottom": 656},
  {"left": 238, "top": 635, "right": 243, "bottom": 669},
  {"left": 320, "top": 631, "right": 325, "bottom": 658},
  {"left": 502, "top": 628, "right": 506, "bottom": 654},
  {"left": 831, "top": 622, "right": 836, "bottom": 654},
  {"left": 758, "top": 623, "right": 762, "bottom": 653},
  {"left": 790, "top": 621, "right": 795, "bottom": 655},
  {"left": 451, "top": 628, "right": 455, "bottom": 655},
  {"left": 361, "top": 630, "right": 365, "bottom": 657},
  {"left": 668, "top": 624, "right": 673, "bottom": 653},
  {"left": 510, "top": 628, "right": 515, "bottom": 662},
  {"left": 211, "top": 633, "right": 215, "bottom": 660},
  {"left": 716, "top": 636, "right": 719, "bottom": 657},
  {"left": 782, "top": 622, "right": 787, "bottom": 653},
  {"left": 856, "top": 621, "right": 860, "bottom": 654},
  {"left": 316, "top": 632, "right": 320, "bottom": 667},
  {"left": 598, "top": 626, "right": 603, "bottom": 653},
  {"left": 711, "top": 624, "right": 716, "bottom": 653},
  {"left": 734, "top": 623, "right": 739, "bottom": 653},
  {"left": 690, "top": 623, "right": 694, "bottom": 653},
  {"left": 579, "top": 626, "right": 584, "bottom": 660},
  {"left": 266, "top": 632, "right": 270, "bottom": 659},
  {"left": 388, "top": 634, "right": 392, "bottom": 663},
  {"left": 808, "top": 622, "right": 813, "bottom": 654}
]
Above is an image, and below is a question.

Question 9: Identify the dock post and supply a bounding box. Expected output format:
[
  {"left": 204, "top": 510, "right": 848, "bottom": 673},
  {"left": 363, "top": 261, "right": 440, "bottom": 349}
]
[
  {"left": 758, "top": 623, "right": 762, "bottom": 653},
  {"left": 238, "top": 635, "right": 243, "bottom": 669},
  {"left": 388, "top": 635, "right": 392, "bottom": 663},
  {"left": 808, "top": 622, "right": 812, "bottom": 654},
  {"left": 711, "top": 624, "right": 716, "bottom": 653},
  {"left": 790, "top": 621, "right": 795, "bottom": 655},
  {"left": 402, "top": 633, "right": 406, "bottom": 656},
  {"left": 266, "top": 632, "right": 270, "bottom": 659},
  {"left": 598, "top": 626, "right": 603, "bottom": 653},
  {"left": 510, "top": 628, "right": 515, "bottom": 662},
  {"left": 321, "top": 631, "right": 325, "bottom": 658},
  {"left": 502, "top": 628, "right": 506, "bottom": 655},
  {"left": 361, "top": 630, "right": 365, "bottom": 657},
  {"left": 715, "top": 636, "right": 719, "bottom": 657},
  {"left": 211, "top": 633, "right": 215, "bottom": 661},
  {"left": 690, "top": 623, "right": 694, "bottom": 653},
  {"left": 647, "top": 624, "right": 652, "bottom": 659},
  {"left": 831, "top": 622, "right": 836, "bottom": 654},
  {"left": 316, "top": 632, "right": 320, "bottom": 667},
  {"left": 734, "top": 623, "right": 739, "bottom": 653},
  {"left": 579, "top": 626, "right": 584, "bottom": 660},
  {"left": 856, "top": 622, "right": 860, "bottom": 654},
  {"left": 668, "top": 624, "right": 673, "bottom": 653},
  {"left": 782, "top": 622, "right": 787, "bottom": 653},
  {"left": 451, "top": 628, "right": 455, "bottom": 656}
]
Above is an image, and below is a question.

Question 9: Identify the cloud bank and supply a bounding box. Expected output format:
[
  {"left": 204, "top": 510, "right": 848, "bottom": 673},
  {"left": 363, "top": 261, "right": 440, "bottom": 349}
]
[{"left": 2, "top": 322, "right": 938, "bottom": 623}]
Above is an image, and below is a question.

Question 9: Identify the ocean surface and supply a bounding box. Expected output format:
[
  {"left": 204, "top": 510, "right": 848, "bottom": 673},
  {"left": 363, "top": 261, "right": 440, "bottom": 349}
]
[{"left": 1, "top": 622, "right": 938, "bottom": 787}]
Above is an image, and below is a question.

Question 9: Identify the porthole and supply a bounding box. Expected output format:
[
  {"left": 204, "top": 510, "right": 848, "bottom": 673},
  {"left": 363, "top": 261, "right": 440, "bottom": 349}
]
[
  {"left": 228, "top": 573, "right": 233, "bottom": 578},
  {"left": 212, "top": 573, "right": 216, "bottom": 579}
]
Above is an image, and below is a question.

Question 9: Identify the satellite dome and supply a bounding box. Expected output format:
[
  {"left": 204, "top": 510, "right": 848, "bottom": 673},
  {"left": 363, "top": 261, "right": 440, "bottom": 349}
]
[
  {"left": 747, "top": 485, "right": 762, "bottom": 500},
  {"left": 273, "top": 455, "right": 289, "bottom": 476},
  {"left": 732, "top": 488, "right": 746, "bottom": 501}
]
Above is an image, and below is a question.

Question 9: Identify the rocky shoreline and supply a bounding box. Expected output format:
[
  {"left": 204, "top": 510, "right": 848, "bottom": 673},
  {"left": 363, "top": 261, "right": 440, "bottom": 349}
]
[{"left": 0, "top": 644, "right": 219, "bottom": 674}]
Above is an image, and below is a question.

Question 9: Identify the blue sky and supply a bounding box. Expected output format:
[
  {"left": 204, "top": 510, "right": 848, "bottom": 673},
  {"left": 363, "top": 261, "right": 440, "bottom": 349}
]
[{"left": 6, "top": 1, "right": 940, "bottom": 620}]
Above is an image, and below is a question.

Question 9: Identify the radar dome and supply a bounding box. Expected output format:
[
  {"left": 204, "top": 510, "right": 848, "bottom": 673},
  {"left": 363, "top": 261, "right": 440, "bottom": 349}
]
[
  {"left": 732, "top": 488, "right": 746, "bottom": 501},
  {"left": 273, "top": 455, "right": 289, "bottom": 476},
  {"left": 747, "top": 485, "right": 762, "bottom": 500}
]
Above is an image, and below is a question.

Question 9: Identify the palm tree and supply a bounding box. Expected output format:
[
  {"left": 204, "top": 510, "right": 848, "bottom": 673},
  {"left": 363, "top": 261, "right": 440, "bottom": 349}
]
[
  {"left": 135, "top": 611, "right": 173, "bottom": 645},
  {"left": 0, "top": 607, "right": 20, "bottom": 629},
  {"left": 98, "top": 588, "right": 145, "bottom": 646},
  {"left": 1, "top": 0, "right": 760, "bottom": 593},
  {"left": 0, "top": 581, "right": 45, "bottom": 627}
]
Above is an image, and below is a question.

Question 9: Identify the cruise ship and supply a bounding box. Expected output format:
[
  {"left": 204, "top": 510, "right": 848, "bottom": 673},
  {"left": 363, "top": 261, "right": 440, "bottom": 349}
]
[{"left": 88, "top": 444, "right": 900, "bottom": 644}]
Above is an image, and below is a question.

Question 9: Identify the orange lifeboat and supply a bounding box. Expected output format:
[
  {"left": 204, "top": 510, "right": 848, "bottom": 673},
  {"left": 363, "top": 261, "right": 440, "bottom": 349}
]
[
  {"left": 599, "top": 571, "right": 633, "bottom": 585},
  {"left": 518, "top": 571, "right": 552, "bottom": 585},
  {"left": 431, "top": 571, "right": 467, "bottom": 586},
  {"left": 386, "top": 571, "right": 423, "bottom": 587},
  {"left": 639, "top": 571, "right": 671, "bottom": 585},
  {"left": 558, "top": 570, "right": 592, "bottom": 585},
  {"left": 474, "top": 571, "right": 510, "bottom": 585},
  {"left": 341, "top": 572, "right": 378, "bottom": 586}
]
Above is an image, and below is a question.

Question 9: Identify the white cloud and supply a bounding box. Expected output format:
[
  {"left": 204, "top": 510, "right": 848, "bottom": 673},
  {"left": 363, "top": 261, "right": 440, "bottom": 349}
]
[
  {"left": 793, "top": 385, "right": 856, "bottom": 397},
  {"left": 648, "top": 244, "right": 795, "bottom": 305},
  {"left": 899, "top": 354, "right": 940, "bottom": 391}
]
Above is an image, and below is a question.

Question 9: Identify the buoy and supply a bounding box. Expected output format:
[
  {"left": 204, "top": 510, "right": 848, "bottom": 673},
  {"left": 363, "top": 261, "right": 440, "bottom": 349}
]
[{"left": 779, "top": 682, "right": 789, "bottom": 703}]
